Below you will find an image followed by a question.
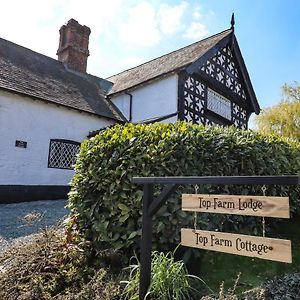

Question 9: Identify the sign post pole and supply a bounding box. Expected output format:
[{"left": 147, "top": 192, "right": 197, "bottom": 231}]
[{"left": 139, "top": 184, "right": 153, "bottom": 300}]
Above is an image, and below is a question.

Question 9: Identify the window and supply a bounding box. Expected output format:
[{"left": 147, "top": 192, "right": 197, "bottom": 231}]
[
  {"left": 207, "top": 88, "right": 232, "bottom": 121},
  {"left": 48, "top": 139, "right": 80, "bottom": 170}
]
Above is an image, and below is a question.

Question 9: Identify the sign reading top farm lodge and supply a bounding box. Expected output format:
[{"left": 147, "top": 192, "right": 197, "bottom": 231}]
[
  {"left": 181, "top": 193, "right": 292, "bottom": 263},
  {"left": 182, "top": 194, "right": 290, "bottom": 218}
]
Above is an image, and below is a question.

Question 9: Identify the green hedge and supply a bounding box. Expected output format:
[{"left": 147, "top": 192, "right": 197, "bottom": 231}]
[{"left": 68, "top": 122, "right": 300, "bottom": 254}]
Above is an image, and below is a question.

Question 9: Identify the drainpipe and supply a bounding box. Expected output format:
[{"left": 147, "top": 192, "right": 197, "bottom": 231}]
[{"left": 125, "top": 92, "right": 133, "bottom": 122}]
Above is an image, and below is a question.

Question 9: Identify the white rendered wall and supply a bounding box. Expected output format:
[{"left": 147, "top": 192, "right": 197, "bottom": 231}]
[
  {"left": 111, "top": 74, "right": 178, "bottom": 123},
  {"left": 0, "top": 90, "right": 114, "bottom": 185}
]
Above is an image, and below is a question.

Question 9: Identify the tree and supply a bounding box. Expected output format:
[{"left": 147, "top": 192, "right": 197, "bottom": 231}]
[{"left": 255, "top": 82, "right": 300, "bottom": 141}]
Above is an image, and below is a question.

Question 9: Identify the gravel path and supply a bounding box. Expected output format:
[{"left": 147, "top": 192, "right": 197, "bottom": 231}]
[{"left": 0, "top": 199, "right": 69, "bottom": 254}]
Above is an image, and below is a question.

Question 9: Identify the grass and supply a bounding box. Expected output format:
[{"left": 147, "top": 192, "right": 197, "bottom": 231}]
[{"left": 121, "top": 249, "right": 209, "bottom": 300}]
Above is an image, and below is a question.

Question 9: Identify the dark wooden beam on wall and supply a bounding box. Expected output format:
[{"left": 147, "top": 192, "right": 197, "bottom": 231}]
[{"left": 177, "top": 71, "right": 188, "bottom": 121}]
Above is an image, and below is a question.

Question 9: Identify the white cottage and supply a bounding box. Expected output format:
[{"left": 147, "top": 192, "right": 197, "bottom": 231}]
[
  {"left": 0, "top": 19, "right": 124, "bottom": 202},
  {"left": 0, "top": 17, "right": 260, "bottom": 202}
]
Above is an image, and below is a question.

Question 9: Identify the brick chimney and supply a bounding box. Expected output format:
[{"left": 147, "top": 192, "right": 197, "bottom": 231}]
[{"left": 57, "top": 19, "right": 91, "bottom": 73}]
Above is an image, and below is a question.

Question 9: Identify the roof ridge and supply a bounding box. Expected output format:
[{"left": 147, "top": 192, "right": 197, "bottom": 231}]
[
  {"left": 0, "top": 36, "right": 61, "bottom": 65},
  {"left": 107, "top": 28, "right": 232, "bottom": 80}
]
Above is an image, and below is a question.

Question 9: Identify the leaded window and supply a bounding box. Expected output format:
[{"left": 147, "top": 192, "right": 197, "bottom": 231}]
[
  {"left": 182, "top": 74, "right": 248, "bottom": 129},
  {"left": 207, "top": 89, "right": 231, "bottom": 121},
  {"left": 48, "top": 139, "right": 80, "bottom": 169}
]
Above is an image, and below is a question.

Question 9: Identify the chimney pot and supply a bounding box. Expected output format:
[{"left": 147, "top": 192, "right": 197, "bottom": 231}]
[{"left": 57, "top": 19, "right": 91, "bottom": 73}]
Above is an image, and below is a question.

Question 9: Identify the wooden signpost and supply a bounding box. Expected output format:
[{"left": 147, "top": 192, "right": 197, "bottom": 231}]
[
  {"left": 181, "top": 193, "right": 292, "bottom": 263},
  {"left": 132, "top": 176, "right": 300, "bottom": 300},
  {"left": 181, "top": 228, "right": 292, "bottom": 263},
  {"left": 182, "top": 194, "right": 290, "bottom": 218}
]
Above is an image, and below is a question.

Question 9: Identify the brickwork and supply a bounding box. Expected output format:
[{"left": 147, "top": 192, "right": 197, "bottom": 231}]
[{"left": 56, "top": 19, "right": 90, "bottom": 73}]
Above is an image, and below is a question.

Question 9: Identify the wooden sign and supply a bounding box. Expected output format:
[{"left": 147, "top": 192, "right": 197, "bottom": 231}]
[
  {"left": 182, "top": 194, "right": 290, "bottom": 218},
  {"left": 181, "top": 228, "right": 292, "bottom": 263}
]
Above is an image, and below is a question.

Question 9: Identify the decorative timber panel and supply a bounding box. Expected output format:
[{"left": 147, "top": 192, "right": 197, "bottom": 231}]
[
  {"left": 200, "top": 45, "right": 247, "bottom": 101},
  {"left": 232, "top": 102, "right": 247, "bottom": 129},
  {"left": 183, "top": 76, "right": 206, "bottom": 124},
  {"left": 181, "top": 43, "right": 249, "bottom": 129}
]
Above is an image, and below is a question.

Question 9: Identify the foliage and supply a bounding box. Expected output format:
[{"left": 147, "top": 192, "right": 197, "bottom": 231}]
[
  {"left": 255, "top": 82, "right": 300, "bottom": 141},
  {"left": 263, "top": 272, "right": 300, "bottom": 299},
  {"left": 282, "top": 82, "right": 300, "bottom": 102},
  {"left": 201, "top": 273, "right": 265, "bottom": 300},
  {"left": 68, "top": 122, "right": 300, "bottom": 255},
  {"left": 121, "top": 250, "right": 206, "bottom": 300},
  {"left": 0, "top": 227, "right": 122, "bottom": 300}
]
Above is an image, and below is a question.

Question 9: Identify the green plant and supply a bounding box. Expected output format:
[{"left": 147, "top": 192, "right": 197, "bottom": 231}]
[
  {"left": 68, "top": 122, "right": 300, "bottom": 255},
  {"left": 0, "top": 226, "right": 123, "bottom": 300},
  {"left": 121, "top": 250, "right": 207, "bottom": 300},
  {"left": 263, "top": 272, "right": 300, "bottom": 299},
  {"left": 255, "top": 82, "right": 300, "bottom": 141},
  {"left": 201, "top": 273, "right": 265, "bottom": 300}
]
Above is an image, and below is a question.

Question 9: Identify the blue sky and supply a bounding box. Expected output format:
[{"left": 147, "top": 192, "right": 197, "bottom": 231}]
[{"left": 0, "top": 0, "right": 299, "bottom": 114}]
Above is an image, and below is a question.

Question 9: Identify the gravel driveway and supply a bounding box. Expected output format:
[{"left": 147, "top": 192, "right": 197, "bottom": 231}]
[{"left": 0, "top": 199, "right": 69, "bottom": 254}]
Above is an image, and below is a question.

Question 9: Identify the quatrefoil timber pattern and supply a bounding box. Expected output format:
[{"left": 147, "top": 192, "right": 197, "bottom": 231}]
[
  {"left": 200, "top": 45, "right": 247, "bottom": 100},
  {"left": 182, "top": 42, "right": 249, "bottom": 129},
  {"left": 183, "top": 76, "right": 206, "bottom": 124}
]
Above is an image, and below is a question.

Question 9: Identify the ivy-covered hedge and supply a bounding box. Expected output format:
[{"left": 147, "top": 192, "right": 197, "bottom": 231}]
[{"left": 68, "top": 122, "right": 300, "bottom": 254}]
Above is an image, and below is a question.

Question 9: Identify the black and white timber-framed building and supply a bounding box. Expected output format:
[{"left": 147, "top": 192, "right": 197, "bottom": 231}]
[
  {"left": 107, "top": 19, "right": 260, "bottom": 131},
  {"left": 0, "top": 17, "right": 260, "bottom": 202}
]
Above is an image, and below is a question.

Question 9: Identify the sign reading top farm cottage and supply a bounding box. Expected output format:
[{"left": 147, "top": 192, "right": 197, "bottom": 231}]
[
  {"left": 181, "top": 229, "right": 292, "bottom": 263},
  {"left": 181, "top": 193, "right": 292, "bottom": 263}
]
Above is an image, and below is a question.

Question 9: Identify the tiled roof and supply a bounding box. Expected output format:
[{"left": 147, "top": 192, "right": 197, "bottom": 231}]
[
  {"left": 0, "top": 37, "right": 123, "bottom": 121},
  {"left": 107, "top": 29, "right": 232, "bottom": 95}
]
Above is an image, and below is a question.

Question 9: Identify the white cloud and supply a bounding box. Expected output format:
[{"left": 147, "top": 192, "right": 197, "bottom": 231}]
[
  {"left": 183, "top": 22, "right": 209, "bottom": 40},
  {"left": 0, "top": 0, "right": 126, "bottom": 59},
  {"left": 158, "top": 2, "right": 188, "bottom": 35},
  {"left": 121, "top": 56, "right": 146, "bottom": 69},
  {"left": 193, "top": 6, "right": 202, "bottom": 20},
  {"left": 119, "top": 2, "right": 161, "bottom": 47},
  {"left": 0, "top": 0, "right": 214, "bottom": 77}
]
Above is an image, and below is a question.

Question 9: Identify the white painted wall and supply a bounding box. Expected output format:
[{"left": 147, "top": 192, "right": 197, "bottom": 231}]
[
  {"left": 111, "top": 74, "right": 178, "bottom": 123},
  {"left": 0, "top": 90, "right": 114, "bottom": 185}
]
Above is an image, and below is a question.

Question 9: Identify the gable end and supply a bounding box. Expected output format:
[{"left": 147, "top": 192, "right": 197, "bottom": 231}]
[{"left": 180, "top": 33, "right": 260, "bottom": 129}]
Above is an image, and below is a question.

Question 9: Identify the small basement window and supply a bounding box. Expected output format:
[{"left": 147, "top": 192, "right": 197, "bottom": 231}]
[{"left": 48, "top": 139, "right": 80, "bottom": 170}]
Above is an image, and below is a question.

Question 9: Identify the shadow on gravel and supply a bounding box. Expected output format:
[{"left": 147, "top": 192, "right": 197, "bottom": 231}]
[{"left": 0, "top": 199, "right": 69, "bottom": 240}]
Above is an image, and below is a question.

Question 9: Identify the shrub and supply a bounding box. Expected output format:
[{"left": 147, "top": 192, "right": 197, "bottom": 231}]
[
  {"left": 263, "top": 272, "right": 300, "bottom": 299},
  {"left": 68, "top": 122, "right": 300, "bottom": 255},
  {"left": 0, "top": 228, "right": 122, "bottom": 300}
]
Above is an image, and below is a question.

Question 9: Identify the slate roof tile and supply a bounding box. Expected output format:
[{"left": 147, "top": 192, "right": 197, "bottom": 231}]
[
  {"left": 0, "top": 37, "right": 123, "bottom": 121},
  {"left": 107, "top": 29, "right": 232, "bottom": 95}
]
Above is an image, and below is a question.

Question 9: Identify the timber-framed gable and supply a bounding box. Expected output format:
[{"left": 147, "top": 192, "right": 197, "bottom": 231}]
[{"left": 178, "top": 32, "right": 259, "bottom": 129}]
